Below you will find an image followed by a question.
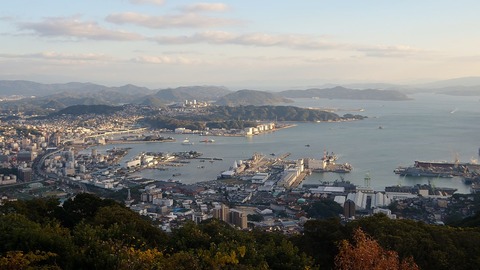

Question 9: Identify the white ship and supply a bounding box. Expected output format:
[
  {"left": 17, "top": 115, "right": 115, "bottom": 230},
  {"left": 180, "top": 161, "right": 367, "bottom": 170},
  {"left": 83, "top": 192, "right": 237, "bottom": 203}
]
[{"left": 181, "top": 138, "right": 194, "bottom": 145}]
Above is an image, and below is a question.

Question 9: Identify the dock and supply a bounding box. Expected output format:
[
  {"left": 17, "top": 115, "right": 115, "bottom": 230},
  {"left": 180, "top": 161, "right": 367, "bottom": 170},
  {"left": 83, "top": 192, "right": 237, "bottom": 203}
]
[
  {"left": 289, "top": 171, "right": 309, "bottom": 189},
  {"left": 196, "top": 157, "right": 224, "bottom": 161}
]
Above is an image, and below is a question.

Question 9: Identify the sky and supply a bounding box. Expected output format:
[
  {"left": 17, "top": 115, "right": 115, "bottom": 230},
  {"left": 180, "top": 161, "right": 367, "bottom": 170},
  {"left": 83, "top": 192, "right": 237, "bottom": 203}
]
[{"left": 1, "top": 0, "right": 480, "bottom": 90}]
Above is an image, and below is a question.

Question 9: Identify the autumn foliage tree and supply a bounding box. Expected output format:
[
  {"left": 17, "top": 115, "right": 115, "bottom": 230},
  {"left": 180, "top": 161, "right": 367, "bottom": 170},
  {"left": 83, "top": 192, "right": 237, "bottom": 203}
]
[
  {"left": 335, "top": 228, "right": 419, "bottom": 270},
  {"left": 0, "top": 250, "right": 59, "bottom": 270}
]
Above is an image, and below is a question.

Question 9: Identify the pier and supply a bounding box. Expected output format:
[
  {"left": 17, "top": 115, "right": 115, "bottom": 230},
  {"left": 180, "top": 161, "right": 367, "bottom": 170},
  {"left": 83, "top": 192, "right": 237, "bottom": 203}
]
[{"left": 196, "top": 157, "right": 224, "bottom": 161}]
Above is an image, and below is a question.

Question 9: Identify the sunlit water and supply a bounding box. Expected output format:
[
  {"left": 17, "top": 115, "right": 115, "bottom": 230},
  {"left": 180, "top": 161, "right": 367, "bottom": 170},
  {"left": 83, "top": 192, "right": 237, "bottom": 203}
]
[{"left": 90, "top": 93, "right": 480, "bottom": 193}]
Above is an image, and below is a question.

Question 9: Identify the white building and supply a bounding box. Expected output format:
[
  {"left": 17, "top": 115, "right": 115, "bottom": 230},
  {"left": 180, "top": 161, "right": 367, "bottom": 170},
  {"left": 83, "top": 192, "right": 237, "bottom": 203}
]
[
  {"left": 373, "top": 208, "right": 397, "bottom": 219},
  {"left": 345, "top": 191, "right": 392, "bottom": 210},
  {"left": 251, "top": 173, "right": 270, "bottom": 184}
]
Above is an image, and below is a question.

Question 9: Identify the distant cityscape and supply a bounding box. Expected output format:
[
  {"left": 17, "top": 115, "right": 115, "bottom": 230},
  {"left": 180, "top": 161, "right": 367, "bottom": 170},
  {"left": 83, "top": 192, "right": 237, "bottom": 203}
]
[{"left": 1, "top": 97, "right": 478, "bottom": 233}]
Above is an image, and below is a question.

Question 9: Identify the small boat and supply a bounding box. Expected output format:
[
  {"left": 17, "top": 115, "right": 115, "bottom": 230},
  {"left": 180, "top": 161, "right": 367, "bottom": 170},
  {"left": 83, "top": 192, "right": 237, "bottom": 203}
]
[
  {"left": 167, "top": 179, "right": 180, "bottom": 183},
  {"left": 172, "top": 173, "right": 181, "bottom": 177},
  {"left": 305, "top": 144, "right": 310, "bottom": 147},
  {"left": 181, "top": 138, "right": 194, "bottom": 145},
  {"left": 200, "top": 138, "right": 215, "bottom": 143}
]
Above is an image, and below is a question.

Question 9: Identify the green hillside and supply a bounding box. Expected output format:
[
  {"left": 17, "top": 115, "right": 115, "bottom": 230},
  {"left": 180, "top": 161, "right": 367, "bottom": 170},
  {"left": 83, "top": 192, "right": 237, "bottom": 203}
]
[{"left": 1, "top": 194, "right": 480, "bottom": 269}]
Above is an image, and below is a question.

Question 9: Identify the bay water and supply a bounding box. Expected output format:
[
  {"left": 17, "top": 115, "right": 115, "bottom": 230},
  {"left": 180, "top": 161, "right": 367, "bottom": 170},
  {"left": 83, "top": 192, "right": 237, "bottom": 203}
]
[{"left": 94, "top": 93, "right": 480, "bottom": 194}]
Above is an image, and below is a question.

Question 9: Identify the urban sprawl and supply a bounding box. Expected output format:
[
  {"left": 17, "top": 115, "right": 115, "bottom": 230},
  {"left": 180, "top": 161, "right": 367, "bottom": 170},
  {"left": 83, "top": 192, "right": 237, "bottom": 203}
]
[{"left": 0, "top": 100, "right": 477, "bottom": 233}]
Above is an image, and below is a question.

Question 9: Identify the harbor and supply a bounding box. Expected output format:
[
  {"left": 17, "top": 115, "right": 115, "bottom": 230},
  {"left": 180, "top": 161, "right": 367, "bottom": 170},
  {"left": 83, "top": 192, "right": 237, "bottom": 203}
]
[
  {"left": 51, "top": 93, "right": 479, "bottom": 195},
  {"left": 394, "top": 158, "right": 480, "bottom": 192}
]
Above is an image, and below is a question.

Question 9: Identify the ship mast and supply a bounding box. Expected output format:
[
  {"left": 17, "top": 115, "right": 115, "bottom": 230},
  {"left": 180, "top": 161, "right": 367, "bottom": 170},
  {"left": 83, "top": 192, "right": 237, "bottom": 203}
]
[
  {"left": 364, "top": 172, "right": 371, "bottom": 188},
  {"left": 454, "top": 152, "right": 460, "bottom": 168}
]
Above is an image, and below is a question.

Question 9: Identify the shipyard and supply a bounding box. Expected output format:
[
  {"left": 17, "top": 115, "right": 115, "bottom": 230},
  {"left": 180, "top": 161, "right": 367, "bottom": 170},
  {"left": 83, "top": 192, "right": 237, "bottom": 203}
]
[
  {"left": 306, "top": 151, "right": 353, "bottom": 173},
  {"left": 394, "top": 157, "right": 480, "bottom": 191}
]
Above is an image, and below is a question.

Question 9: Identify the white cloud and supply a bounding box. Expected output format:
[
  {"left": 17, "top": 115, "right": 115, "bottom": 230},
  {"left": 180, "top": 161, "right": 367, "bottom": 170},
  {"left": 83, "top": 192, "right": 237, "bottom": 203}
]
[
  {"left": 152, "top": 31, "right": 431, "bottom": 58},
  {"left": 131, "top": 55, "right": 202, "bottom": 65},
  {"left": 154, "top": 31, "right": 344, "bottom": 50},
  {"left": 0, "top": 16, "right": 14, "bottom": 21},
  {"left": 0, "top": 51, "right": 111, "bottom": 62},
  {"left": 357, "top": 45, "right": 426, "bottom": 58},
  {"left": 106, "top": 12, "right": 240, "bottom": 28},
  {"left": 182, "top": 3, "right": 229, "bottom": 12},
  {"left": 448, "top": 55, "right": 480, "bottom": 62},
  {"left": 130, "top": 0, "right": 165, "bottom": 6},
  {"left": 20, "top": 16, "right": 143, "bottom": 41}
]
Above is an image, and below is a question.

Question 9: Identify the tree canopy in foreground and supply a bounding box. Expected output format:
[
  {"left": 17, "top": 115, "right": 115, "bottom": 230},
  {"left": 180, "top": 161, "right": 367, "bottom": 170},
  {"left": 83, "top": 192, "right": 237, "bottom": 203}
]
[{"left": 1, "top": 194, "right": 480, "bottom": 269}]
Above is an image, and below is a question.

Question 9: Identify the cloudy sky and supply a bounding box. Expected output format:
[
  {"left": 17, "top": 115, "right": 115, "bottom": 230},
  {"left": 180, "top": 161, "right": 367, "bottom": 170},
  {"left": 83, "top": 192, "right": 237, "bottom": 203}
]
[{"left": 1, "top": 0, "right": 479, "bottom": 89}]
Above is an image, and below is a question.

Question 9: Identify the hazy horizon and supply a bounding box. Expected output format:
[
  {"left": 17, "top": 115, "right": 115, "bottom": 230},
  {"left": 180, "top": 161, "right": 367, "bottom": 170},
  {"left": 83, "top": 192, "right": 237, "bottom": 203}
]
[{"left": 1, "top": 1, "right": 480, "bottom": 89}]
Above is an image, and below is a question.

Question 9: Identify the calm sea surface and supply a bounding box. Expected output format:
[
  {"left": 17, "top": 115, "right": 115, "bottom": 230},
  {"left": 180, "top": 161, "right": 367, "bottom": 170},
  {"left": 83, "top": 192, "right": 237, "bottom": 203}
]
[{"left": 92, "top": 93, "right": 480, "bottom": 194}]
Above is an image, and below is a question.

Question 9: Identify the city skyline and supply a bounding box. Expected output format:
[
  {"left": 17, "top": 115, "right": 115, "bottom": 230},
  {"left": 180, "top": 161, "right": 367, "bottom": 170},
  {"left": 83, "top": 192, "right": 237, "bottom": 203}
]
[{"left": 1, "top": 0, "right": 480, "bottom": 89}]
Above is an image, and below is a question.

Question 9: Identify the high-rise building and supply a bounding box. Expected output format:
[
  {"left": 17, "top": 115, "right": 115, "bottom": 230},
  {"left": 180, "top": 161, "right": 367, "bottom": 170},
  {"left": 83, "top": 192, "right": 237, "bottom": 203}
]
[
  {"left": 91, "top": 148, "right": 97, "bottom": 158},
  {"left": 141, "top": 188, "right": 162, "bottom": 203},
  {"left": 64, "top": 150, "right": 74, "bottom": 162},
  {"left": 344, "top": 199, "right": 356, "bottom": 219},
  {"left": 18, "top": 167, "right": 33, "bottom": 182},
  {"left": 229, "top": 209, "right": 248, "bottom": 229},
  {"left": 193, "top": 212, "right": 208, "bottom": 224},
  {"left": 17, "top": 151, "right": 36, "bottom": 162},
  {"left": 212, "top": 204, "right": 229, "bottom": 222}
]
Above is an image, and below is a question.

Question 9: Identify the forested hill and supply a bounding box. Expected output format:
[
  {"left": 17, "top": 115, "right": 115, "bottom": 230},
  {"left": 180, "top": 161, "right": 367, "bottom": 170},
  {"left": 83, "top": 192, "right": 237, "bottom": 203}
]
[
  {"left": 51, "top": 104, "right": 123, "bottom": 116},
  {"left": 215, "top": 89, "right": 293, "bottom": 106},
  {"left": 206, "top": 105, "right": 361, "bottom": 122},
  {"left": 1, "top": 194, "right": 480, "bottom": 269},
  {"left": 143, "top": 105, "right": 364, "bottom": 131},
  {"left": 153, "top": 85, "right": 231, "bottom": 102}
]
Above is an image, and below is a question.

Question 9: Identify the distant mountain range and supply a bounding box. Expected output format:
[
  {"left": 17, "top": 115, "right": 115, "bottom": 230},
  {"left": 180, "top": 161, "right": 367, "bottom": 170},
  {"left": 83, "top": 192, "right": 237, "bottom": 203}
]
[
  {"left": 414, "top": 76, "right": 480, "bottom": 88},
  {"left": 432, "top": 85, "right": 480, "bottom": 96},
  {"left": 215, "top": 90, "right": 293, "bottom": 106},
  {"left": 1, "top": 77, "right": 479, "bottom": 112},
  {"left": 152, "top": 86, "right": 231, "bottom": 103},
  {"left": 280, "top": 86, "right": 411, "bottom": 101},
  {"left": 0, "top": 80, "right": 154, "bottom": 97}
]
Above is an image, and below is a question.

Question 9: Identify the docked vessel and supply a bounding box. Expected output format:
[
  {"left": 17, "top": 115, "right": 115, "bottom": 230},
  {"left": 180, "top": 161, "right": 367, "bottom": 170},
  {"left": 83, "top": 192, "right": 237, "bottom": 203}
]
[
  {"left": 385, "top": 183, "right": 457, "bottom": 196},
  {"left": 393, "top": 166, "right": 453, "bottom": 178},
  {"left": 395, "top": 159, "right": 480, "bottom": 177},
  {"left": 308, "top": 151, "right": 353, "bottom": 173}
]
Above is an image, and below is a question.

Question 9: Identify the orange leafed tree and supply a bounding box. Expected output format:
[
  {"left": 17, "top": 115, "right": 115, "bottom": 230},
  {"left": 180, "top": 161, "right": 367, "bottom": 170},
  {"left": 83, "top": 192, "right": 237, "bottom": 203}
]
[
  {"left": 335, "top": 228, "right": 419, "bottom": 270},
  {"left": 0, "top": 250, "right": 59, "bottom": 270}
]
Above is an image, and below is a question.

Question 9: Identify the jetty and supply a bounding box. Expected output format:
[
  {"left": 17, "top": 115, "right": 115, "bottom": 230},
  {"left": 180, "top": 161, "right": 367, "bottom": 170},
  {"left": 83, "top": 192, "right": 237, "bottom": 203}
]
[{"left": 196, "top": 157, "right": 224, "bottom": 160}]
